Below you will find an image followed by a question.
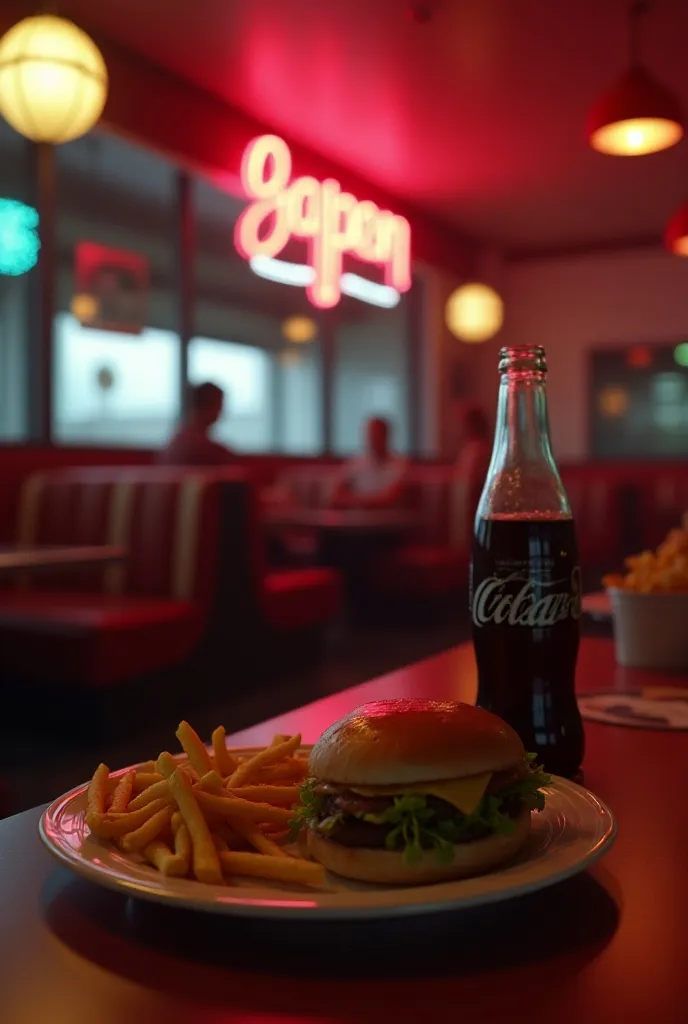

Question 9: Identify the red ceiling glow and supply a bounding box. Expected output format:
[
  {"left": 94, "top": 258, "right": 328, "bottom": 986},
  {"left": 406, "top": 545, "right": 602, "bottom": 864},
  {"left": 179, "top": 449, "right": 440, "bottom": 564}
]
[{"left": 235, "top": 134, "right": 412, "bottom": 308}]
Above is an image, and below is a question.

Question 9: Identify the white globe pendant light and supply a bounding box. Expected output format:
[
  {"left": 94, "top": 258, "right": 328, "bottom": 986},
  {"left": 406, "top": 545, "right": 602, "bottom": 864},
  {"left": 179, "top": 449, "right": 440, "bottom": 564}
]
[{"left": 0, "top": 15, "right": 108, "bottom": 144}]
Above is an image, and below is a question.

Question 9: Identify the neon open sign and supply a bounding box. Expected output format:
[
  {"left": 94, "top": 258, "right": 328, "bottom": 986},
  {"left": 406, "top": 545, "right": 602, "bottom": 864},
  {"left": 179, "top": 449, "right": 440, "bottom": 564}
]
[{"left": 235, "top": 135, "right": 412, "bottom": 308}]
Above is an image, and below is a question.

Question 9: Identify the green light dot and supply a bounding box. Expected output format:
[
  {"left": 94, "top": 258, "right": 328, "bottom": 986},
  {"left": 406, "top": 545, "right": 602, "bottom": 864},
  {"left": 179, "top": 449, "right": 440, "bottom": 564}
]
[{"left": 673, "top": 342, "right": 688, "bottom": 368}]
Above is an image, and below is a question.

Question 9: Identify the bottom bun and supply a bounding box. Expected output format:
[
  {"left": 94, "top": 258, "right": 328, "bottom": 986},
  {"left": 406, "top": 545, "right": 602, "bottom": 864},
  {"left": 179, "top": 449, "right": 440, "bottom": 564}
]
[{"left": 306, "top": 811, "right": 531, "bottom": 885}]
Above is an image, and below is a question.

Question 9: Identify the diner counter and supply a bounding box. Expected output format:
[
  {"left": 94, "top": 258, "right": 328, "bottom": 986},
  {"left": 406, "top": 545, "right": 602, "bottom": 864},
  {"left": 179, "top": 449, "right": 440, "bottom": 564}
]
[{"left": 0, "top": 638, "right": 686, "bottom": 1024}]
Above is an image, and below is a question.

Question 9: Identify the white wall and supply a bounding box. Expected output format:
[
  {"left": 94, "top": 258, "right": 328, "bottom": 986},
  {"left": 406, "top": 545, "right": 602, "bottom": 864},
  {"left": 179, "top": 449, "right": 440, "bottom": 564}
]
[{"left": 470, "top": 248, "right": 688, "bottom": 461}]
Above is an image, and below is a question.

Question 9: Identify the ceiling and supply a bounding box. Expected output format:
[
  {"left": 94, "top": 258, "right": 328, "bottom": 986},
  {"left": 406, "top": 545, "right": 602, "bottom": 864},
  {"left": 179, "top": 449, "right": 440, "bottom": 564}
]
[{"left": 57, "top": 0, "right": 688, "bottom": 254}]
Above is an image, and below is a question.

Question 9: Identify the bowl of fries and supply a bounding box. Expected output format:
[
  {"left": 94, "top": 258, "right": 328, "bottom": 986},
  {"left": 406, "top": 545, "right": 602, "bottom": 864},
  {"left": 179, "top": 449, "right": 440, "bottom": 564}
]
[{"left": 603, "top": 524, "right": 688, "bottom": 670}]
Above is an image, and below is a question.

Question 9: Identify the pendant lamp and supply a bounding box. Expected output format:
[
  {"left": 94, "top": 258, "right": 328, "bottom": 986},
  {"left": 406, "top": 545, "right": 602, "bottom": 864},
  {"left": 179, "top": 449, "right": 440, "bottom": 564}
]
[{"left": 587, "top": 1, "right": 683, "bottom": 156}]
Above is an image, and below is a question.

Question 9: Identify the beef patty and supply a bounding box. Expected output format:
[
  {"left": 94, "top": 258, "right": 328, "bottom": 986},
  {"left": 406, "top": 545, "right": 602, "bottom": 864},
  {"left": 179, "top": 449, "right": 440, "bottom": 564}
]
[{"left": 311, "top": 765, "right": 527, "bottom": 849}]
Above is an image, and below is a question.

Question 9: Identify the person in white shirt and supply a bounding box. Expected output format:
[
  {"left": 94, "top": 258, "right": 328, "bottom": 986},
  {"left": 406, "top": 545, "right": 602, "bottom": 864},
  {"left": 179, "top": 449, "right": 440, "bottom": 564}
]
[{"left": 331, "top": 417, "right": 408, "bottom": 510}]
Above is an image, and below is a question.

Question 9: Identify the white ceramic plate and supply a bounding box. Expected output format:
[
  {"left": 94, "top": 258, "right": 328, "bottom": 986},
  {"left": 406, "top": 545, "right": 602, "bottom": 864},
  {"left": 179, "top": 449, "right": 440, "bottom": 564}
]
[{"left": 39, "top": 748, "right": 617, "bottom": 920}]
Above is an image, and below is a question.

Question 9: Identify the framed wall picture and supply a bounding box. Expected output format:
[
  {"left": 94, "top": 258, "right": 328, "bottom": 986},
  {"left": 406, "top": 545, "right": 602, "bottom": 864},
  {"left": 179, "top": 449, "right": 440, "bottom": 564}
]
[{"left": 589, "top": 343, "right": 688, "bottom": 458}]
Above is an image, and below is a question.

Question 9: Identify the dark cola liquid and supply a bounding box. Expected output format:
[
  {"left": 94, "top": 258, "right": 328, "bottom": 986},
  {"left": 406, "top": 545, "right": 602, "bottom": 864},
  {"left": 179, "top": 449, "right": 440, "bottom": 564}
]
[{"left": 471, "top": 515, "right": 584, "bottom": 778}]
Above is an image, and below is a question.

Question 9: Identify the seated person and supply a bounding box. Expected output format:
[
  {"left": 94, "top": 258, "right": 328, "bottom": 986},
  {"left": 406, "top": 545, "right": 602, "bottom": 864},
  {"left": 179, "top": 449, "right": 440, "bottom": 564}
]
[
  {"left": 158, "top": 382, "right": 234, "bottom": 466},
  {"left": 331, "top": 417, "right": 408, "bottom": 510}
]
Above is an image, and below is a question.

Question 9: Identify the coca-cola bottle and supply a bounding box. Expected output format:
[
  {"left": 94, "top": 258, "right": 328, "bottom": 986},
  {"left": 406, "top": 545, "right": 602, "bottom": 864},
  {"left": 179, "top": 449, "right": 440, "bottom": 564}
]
[{"left": 470, "top": 346, "right": 584, "bottom": 778}]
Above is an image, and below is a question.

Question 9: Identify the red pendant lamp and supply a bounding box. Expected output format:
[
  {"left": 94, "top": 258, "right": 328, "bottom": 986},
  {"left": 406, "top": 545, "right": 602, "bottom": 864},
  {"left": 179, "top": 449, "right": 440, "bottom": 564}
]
[{"left": 587, "top": 1, "right": 683, "bottom": 156}]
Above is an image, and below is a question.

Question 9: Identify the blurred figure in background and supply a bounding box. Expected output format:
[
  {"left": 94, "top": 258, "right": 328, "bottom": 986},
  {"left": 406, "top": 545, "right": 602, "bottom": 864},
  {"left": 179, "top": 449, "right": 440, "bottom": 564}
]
[
  {"left": 454, "top": 403, "right": 491, "bottom": 480},
  {"left": 158, "top": 382, "right": 234, "bottom": 466},
  {"left": 331, "top": 416, "right": 407, "bottom": 510}
]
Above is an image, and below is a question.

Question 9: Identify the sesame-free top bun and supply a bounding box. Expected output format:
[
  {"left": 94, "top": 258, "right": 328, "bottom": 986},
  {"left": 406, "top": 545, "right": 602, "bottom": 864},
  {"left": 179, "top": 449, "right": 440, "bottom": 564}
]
[{"left": 309, "top": 699, "right": 525, "bottom": 786}]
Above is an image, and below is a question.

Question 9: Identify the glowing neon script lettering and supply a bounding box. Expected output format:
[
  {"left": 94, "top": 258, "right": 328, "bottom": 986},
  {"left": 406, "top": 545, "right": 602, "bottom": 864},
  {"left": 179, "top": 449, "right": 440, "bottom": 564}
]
[{"left": 235, "top": 135, "right": 412, "bottom": 308}]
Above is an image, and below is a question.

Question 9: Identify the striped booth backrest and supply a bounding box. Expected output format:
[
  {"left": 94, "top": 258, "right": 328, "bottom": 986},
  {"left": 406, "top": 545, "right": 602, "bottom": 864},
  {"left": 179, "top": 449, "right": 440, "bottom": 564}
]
[
  {"left": 405, "top": 467, "right": 473, "bottom": 554},
  {"left": 14, "top": 467, "right": 235, "bottom": 603}
]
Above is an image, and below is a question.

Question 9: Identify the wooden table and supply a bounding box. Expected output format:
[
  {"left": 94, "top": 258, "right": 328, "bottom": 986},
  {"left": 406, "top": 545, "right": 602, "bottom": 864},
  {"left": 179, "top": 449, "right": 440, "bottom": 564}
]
[
  {"left": 0, "top": 545, "right": 127, "bottom": 574},
  {"left": 1, "top": 638, "right": 686, "bottom": 1024}
]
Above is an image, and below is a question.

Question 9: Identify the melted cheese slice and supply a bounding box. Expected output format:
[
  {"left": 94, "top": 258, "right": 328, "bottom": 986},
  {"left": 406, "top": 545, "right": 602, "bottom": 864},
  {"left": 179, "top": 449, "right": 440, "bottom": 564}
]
[{"left": 349, "top": 772, "right": 492, "bottom": 816}]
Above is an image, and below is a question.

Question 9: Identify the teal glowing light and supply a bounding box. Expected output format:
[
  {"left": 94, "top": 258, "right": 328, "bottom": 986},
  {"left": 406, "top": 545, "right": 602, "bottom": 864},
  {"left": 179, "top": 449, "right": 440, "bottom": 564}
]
[
  {"left": 674, "top": 342, "right": 688, "bottom": 368},
  {"left": 0, "top": 198, "right": 40, "bottom": 276}
]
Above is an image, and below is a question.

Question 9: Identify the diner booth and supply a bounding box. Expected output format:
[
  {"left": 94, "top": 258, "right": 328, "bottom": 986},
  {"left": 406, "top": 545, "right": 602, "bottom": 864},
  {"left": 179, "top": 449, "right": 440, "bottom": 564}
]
[
  {"left": 0, "top": 16, "right": 687, "bottom": 705},
  {"left": 1, "top": 7, "right": 688, "bottom": 1022}
]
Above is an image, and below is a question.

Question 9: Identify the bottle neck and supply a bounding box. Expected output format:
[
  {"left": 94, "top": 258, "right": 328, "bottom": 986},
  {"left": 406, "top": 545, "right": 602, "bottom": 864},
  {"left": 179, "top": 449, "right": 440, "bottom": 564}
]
[
  {"left": 490, "top": 373, "right": 556, "bottom": 470},
  {"left": 478, "top": 366, "right": 571, "bottom": 519}
]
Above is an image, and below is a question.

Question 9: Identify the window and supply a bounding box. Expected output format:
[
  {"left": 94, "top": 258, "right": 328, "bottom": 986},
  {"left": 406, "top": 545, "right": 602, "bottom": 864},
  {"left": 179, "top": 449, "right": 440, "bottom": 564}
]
[
  {"left": 53, "top": 314, "right": 179, "bottom": 445},
  {"left": 0, "top": 120, "right": 32, "bottom": 440},
  {"left": 52, "top": 131, "right": 180, "bottom": 446},
  {"left": 275, "top": 343, "right": 323, "bottom": 454},
  {"left": 188, "top": 336, "right": 273, "bottom": 451},
  {"left": 333, "top": 298, "right": 411, "bottom": 454},
  {"left": 193, "top": 177, "right": 324, "bottom": 454}
]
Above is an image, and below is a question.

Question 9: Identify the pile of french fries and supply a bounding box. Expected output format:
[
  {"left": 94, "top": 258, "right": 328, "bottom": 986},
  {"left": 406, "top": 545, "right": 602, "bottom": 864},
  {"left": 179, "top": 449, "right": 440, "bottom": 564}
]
[
  {"left": 603, "top": 522, "right": 688, "bottom": 593},
  {"left": 85, "top": 721, "right": 326, "bottom": 889}
]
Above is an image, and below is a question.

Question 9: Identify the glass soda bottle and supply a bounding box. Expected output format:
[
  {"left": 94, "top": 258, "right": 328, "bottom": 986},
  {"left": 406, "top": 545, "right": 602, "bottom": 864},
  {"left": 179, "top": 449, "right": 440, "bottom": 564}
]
[{"left": 470, "top": 346, "right": 584, "bottom": 778}]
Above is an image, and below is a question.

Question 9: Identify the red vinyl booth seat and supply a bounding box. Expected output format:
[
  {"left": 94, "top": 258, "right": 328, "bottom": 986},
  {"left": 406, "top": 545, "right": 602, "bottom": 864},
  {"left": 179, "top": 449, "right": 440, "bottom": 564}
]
[
  {"left": 0, "top": 591, "right": 197, "bottom": 687},
  {"left": 0, "top": 467, "right": 342, "bottom": 686},
  {"left": 263, "top": 569, "right": 342, "bottom": 630},
  {"left": 0, "top": 468, "right": 223, "bottom": 685}
]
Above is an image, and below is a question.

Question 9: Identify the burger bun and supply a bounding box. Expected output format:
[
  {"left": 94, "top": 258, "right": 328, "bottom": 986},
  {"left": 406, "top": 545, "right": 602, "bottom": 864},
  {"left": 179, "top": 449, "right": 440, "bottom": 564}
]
[{"left": 306, "top": 810, "right": 531, "bottom": 885}]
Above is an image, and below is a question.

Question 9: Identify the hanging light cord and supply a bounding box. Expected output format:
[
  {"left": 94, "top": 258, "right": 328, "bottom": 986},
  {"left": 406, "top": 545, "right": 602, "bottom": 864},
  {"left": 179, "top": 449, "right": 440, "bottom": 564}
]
[{"left": 629, "top": 0, "right": 650, "bottom": 67}]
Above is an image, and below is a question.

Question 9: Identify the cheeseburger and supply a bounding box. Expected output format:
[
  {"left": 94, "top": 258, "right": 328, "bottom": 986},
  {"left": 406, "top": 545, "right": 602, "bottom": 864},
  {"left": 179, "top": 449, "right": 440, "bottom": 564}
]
[{"left": 291, "top": 699, "right": 551, "bottom": 884}]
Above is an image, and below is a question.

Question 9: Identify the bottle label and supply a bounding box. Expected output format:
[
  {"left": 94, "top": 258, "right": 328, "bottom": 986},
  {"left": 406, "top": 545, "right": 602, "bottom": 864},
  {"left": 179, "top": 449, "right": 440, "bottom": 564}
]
[{"left": 472, "top": 568, "right": 582, "bottom": 628}]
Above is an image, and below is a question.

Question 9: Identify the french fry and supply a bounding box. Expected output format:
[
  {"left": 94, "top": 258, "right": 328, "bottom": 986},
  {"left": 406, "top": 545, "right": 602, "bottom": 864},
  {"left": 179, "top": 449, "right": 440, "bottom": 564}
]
[
  {"left": 174, "top": 820, "right": 192, "bottom": 871},
  {"left": 195, "top": 770, "right": 223, "bottom": 794},
  {"left": 225, "top": 816, "right": 290, "bottom": 858},
  {"left": 194, "top": 790, "right": 294, "bottom": 825},
  {"left": 143, "top": 838, "right": 188, "bottom": 877},
  {"left": 178, "top": 762, "right": 200, "bottom": 783},
  {"left": 128, "top": 778, "right": 170, "bottom": 810},
  {"left": 87, "top": 798, "right": 168, "bottom": 839},
  {"left": 156, "top": 751, "right": 178, "bottom": 779},
  {"left": 132, "top": 771, "right": 164, "bottom": 793},
  {"left": 225, "top": 785, "right": 299, "bottom": 807},
  {"left": 211, "top": 725, "right": 238, "bottom": 776},
  {"left": 167, "top": 768, "right": 223, "bottom": 885},
  {"left": 171, "top": 810, "right": 183, "bottom": 834},
  {"left": 255, "top": 758, "right": 309, "bottom": 783},
  {"left": 176, "top": 720, "right": 213, "bottom": 776},
  {"left": 87, "top": 763, "right": 110, "bottom": 816},
  {"left": 137, "top": 760, "right": 157, "bottom": 774},
  {"left": 270, "top": 734, "right": 291, "bottom": 745},
  {"left": 227, "top": 734, "right": 302, "bottom": 788},
  {"left": 218, "top": 851, "right": 328, "bottom": 889},
  {"left": 212, "top": 832, "right": 229, "bottom": 852},
  {"left": 108, "top": 770, "right": 134, "bottom": 813},
  {"left": 210, "top": 821, "right": 249, "bottom": 850},
  {"left": 120, "top": 805, "right": 173, "bottom": 853}
]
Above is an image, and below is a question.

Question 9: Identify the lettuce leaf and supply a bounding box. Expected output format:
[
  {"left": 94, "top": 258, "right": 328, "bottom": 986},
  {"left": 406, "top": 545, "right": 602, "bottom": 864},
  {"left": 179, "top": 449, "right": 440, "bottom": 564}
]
[
  {"left": 288, "top": 778, "right": 322, "bottom": 839},
  {"left": 362, "top": 758, "right": 551, "bottom": 864}
]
